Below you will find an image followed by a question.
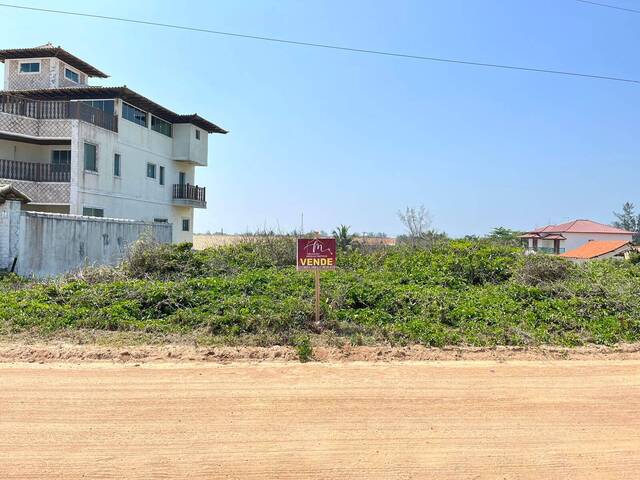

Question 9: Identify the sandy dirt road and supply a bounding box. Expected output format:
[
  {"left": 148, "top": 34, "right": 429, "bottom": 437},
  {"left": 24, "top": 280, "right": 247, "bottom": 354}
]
[{"left": 1, "top": 360, "right": 639, "bottom": 479}]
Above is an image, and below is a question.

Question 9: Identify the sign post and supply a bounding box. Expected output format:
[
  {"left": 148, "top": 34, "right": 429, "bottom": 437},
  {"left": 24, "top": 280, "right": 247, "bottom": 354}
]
[{"left": 297, "top": 238, "right": 337, "bottom": 325}]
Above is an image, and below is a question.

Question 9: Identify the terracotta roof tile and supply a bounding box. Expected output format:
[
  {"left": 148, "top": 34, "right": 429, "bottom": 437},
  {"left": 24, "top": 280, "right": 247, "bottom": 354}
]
[
  {"left": 560, "top": 240, "right": 632, "bottom": 259},
  {"left": 529, "top": 219, "right": 633, "bottom": 235}
]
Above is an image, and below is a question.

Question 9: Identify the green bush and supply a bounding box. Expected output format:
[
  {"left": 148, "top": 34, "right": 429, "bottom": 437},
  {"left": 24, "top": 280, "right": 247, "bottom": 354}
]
[
  {"left": 1, "top": 239, "right": 639, "bottom": 347},
  {"left": 511, "top": 254, "right": 574, "bottom": 286},
  {"left": 295, "top": 335, "right": 313, "bottom": 362}
]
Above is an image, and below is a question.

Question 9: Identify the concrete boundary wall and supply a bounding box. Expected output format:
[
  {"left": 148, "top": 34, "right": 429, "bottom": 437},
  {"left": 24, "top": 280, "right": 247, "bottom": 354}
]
[{"left": 0, "top": 200, "right": 172, "bottom": 277}]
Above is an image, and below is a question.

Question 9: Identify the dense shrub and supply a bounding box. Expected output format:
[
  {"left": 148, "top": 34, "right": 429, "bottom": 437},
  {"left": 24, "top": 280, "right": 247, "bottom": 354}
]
[
  {"left": 1, "top": 239, "right": 639, "bottom": 347},
  {"left": 511, "top": 254, "right": 574, "bottom": 286}
]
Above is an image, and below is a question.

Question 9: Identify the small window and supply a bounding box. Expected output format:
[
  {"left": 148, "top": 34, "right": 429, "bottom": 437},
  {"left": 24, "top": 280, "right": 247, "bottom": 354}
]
[
  {"left": 182, "top": 219, "right": 190, "bottom": 232},
  {"left": 114, "top": 154, "right": 121, "bottom": 177},
  {"left": 122, "top": 102, "right": 148, "bottom": 127},
  {"left": 154, "top": 218, "right": 168, "bottom": 223},
  {"left": 159, "top": 166, "right": 165, "bottom": 185},
  {"left": 65, "top": 68, "right": 79, "bottom": 83},
  {"left": 195, "top": 129, "right": 201, "bottom": 140},
  {"left": 83, "top": 207, "right": 104, "bottom": 217},
  {"left": 151, "top": 116, "right": 173, "bottom": 137},
  {"left": 84, "top": 143, "right": 97, "bottom": 172},
  {"left": 19, "top": 62, "right": 40, "bottom": 73},
  {"left": 146, "top": 163, "right": 156, "bottom": 179}
]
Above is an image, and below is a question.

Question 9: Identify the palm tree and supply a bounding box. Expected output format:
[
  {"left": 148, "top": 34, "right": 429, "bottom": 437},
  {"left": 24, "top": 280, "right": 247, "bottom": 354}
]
[{"left": 332, "top": 224, "right": 355, "bottom": 250}]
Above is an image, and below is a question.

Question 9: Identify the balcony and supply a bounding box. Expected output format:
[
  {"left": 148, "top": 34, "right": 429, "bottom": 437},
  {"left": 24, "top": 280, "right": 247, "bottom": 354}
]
[
  {"left": 172, "top": 183, "right": 206, "bottom": 208},
  {"left": 0, "top": 158, "right": 70, "bottom": 182},
  {"left": 527, "top": 246, "right": 566, "bottom": 254},
  {"left": 0, "top": 158, "right": 70, "bottom": 204},
  {"left": 0, "top": 94, "right": 118, "bottom": 136}
]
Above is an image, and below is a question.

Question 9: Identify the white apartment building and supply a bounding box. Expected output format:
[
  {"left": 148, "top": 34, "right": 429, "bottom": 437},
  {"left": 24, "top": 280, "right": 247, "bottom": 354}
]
[{"left": 0, "top": 44, "right": 226, "bottom": 243}]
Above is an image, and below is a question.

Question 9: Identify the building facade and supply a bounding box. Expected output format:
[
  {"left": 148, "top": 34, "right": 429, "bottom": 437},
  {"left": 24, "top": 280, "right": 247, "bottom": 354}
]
[
  {"left": 0, "top": 44, "right": 226, "bottom": 243},
  {"left": 520, "top": 219, "right": 634, "bottom": 255}
]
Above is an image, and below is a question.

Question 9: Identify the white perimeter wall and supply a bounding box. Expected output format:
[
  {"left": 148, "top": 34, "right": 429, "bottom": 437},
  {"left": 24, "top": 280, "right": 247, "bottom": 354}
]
[{"left": 0, "top": 200, "right": 172, "bottom": 277}]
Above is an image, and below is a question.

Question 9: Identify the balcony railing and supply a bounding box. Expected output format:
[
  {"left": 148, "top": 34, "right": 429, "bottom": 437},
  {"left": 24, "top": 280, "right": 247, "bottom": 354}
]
[
  {"left": 528, "top": 246, "right": 566, "bottom": 254},
  {"left": 0, "top": 94, "right": 118, "bottom": 133},
  {"left": 0, "top": 158, "right": 70, "bottom": 182},
  {"left": 173, "top": 183, "right": 206, "bottom": 204}
]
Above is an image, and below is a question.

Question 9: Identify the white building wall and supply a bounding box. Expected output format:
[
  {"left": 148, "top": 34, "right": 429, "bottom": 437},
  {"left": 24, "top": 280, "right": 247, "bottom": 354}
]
[
  {"left": 172, "top": 124, "right": 208, "bottom": 166},
  {"left": 562, "top": 232, "right": 633, "bottom": 252},
  {"left": 527, "top": 232, "right": 634, "bottom": 253},
  {"left": 69, "top": 100, "right": 200, "bottom": 243}
]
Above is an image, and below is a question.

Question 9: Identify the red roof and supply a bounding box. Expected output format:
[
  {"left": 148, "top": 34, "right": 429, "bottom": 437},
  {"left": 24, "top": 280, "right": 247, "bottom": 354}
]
[
  {"left": 528, "top": 219, "right": 633, "bottom": 235},
  {"left": 560, "top": 240, "right": 632, "bottom": 260}
]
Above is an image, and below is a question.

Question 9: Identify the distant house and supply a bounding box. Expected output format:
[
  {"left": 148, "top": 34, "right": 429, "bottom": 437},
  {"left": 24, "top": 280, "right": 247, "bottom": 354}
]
[
  {"left": 560, "top": 240, "right": 634, "bottom": 263},
  {"left": 520, "top": 219, "right": 634, "bottom": 255}
]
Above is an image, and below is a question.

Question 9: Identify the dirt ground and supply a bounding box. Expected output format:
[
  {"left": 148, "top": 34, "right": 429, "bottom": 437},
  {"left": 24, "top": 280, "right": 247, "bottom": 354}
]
[
  {"left": 1, "top": 359, "right": 639, "bottom": 479},
  {"left": 2, "top": 340, "right": 640, "bottom": 363}
]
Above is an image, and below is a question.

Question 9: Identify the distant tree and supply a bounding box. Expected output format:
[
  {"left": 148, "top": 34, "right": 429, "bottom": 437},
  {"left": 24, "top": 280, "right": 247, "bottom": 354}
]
[
  {"left": 332, "top": 224, "right": 355, "bottom": 250},
  {"left": 613, "top": 202, "right": 640, "bottom": 243},
  {"left": 396, "top": 230, "right": 448, "bottom": 248},
  {"left": 398, "top": 205, "right": 433, "bottom": 247},
  {"left": 487, "top": 226, "right": 523, "bottom": 246}
]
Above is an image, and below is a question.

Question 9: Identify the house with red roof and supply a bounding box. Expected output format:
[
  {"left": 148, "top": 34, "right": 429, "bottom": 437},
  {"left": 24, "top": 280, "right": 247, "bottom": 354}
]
[{"left": 520, "top": 219, "right": 634, "bottom": 255}]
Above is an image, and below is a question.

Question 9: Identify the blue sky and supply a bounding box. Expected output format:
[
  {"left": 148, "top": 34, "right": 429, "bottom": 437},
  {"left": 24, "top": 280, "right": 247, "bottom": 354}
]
[{"left": 1, "top": 0, "right": 639, "bottom": 236}]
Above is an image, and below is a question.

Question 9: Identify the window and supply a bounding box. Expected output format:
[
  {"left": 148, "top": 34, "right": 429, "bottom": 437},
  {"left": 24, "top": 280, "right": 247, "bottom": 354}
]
[
  {"left": 81, "top": 100, "right": 115, "bottom": 114},
  {"left": 51, "top": 150, "right": 71, "bottom": 173},
  {"left": 179, "top": 171, "right": 186, "bottom": 186},
  {"left": 122, "top": 102, "right": 147, "bottom": 127},
  {"left": 159, "top": 166, "right": 165, "bottom": 185},
  {"left": 195, "top": 129, "right": 201, "bottom": 140},
  {"left": 146, "top": 163, "right": 156, "bottom": 179},
  {"left": 84, "top": 143, "right": 97, "bottom": 172},
  {"left": 114, "top": 154, "right": 121, "bottom": 177},
  {"left": 19, "top": 62, "right": 40, "bottom": 73},
  {"left": 64, "top": 68, "right": 79, "bottom": 83},
  {"left": 154, "top": 218, "right": 168, "bottom": 223},
  {"left": 182, "top": 219, "right": 190, "bottom": 232},
  {"left": 151, "top": 116, "right": 172, "bottom": 137},
  {"left": 83, "top": 207, "right": 104, "bottom": 217}
]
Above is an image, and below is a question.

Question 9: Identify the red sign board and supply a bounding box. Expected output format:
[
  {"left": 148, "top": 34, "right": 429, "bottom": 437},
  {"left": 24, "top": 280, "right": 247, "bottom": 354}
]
[{"left": 297, "top": 238, "right": 337, "bottom": 271}]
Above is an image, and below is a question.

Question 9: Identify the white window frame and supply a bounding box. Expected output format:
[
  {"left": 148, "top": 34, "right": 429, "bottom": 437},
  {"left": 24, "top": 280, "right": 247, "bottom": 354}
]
[
  {"left": 64, "top": 66, "right": 80, "bottom": 83},
  {"left": 19, "top": 61, "right": 41, "bottom": 74}
]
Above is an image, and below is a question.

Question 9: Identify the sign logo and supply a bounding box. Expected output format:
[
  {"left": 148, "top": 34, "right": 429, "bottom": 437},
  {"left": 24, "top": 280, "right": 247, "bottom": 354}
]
[{"left": 297, "top": 238, "right": 337, "bottom": 270}]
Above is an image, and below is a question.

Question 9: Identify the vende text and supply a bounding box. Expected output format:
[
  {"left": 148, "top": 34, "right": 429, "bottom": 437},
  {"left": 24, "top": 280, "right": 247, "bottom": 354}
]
[{"left": 299, "top": 258, "right": 334, "bottom": 266}]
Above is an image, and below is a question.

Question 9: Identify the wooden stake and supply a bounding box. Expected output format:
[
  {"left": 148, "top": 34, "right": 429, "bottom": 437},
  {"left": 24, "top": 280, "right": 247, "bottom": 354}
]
[{"left": 314, "top": 269, "right": 321, "bottom": 325}]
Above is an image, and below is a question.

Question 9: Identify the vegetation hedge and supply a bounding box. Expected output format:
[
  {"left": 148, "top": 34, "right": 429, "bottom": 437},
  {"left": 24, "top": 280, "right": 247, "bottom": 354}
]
[{"left": 1, "top": 237, "right": 639, "bottom": 347}]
